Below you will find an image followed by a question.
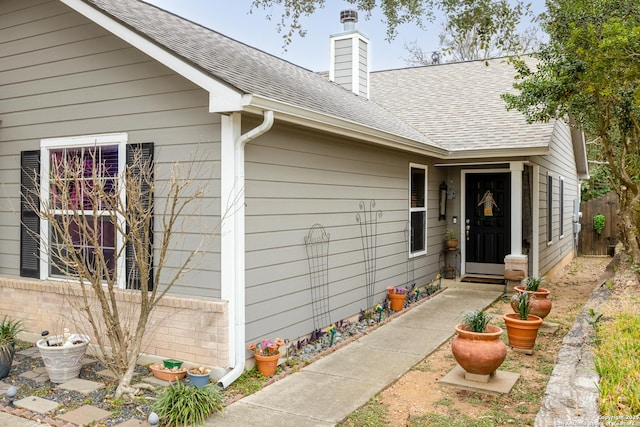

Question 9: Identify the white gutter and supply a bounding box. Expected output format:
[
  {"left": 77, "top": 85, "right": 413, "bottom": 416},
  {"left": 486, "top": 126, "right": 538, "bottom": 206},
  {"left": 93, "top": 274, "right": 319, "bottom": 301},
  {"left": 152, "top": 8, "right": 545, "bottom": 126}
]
[{"left": 218, "top": 110, "right": 274, "bottom": 388}]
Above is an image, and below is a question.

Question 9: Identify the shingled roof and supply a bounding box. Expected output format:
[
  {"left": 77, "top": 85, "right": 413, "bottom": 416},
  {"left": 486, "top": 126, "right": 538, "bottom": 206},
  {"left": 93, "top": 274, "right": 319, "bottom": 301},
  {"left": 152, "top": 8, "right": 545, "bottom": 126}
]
[
  {"left": 77, "top": 0, "right": 560, "bottom": 157},
  {"left": 81, "top": 0, "right": 441, "bottom": 150},
  {"left": 370, "top": 58, "right": 556, "bottom": 153}
]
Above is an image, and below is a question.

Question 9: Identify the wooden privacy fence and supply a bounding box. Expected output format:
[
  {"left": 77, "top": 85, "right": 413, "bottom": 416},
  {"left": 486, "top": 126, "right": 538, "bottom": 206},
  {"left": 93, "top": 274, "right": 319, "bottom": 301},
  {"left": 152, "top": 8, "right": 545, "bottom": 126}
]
[{"left": 579, "top": 192, "right": 619, "bottom": 256}]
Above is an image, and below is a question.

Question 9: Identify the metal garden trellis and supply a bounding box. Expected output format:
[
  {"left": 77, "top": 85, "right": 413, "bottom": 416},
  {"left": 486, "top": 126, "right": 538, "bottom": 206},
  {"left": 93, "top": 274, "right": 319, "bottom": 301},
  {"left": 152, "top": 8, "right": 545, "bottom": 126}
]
[
  {"left": 304, "top": 224, "right": 331, "bottom": 330},
  {"left": 356, "top": 200, "right": 382, "bottom": 308}
]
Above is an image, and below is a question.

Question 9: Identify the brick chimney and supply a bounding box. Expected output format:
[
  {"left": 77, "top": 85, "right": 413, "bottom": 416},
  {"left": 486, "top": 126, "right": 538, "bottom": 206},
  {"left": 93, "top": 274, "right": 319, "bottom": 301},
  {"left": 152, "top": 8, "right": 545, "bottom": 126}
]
[{"left": 329, "top": 10, "right": 370, "bottom": 98}]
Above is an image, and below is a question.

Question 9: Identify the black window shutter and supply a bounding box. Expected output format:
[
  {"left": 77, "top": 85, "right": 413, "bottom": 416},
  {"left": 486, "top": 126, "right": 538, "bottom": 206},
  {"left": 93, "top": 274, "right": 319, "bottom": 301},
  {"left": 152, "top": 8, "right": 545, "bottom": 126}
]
[
  {"left": 20, "top": 150, "right": 41, "bottom": 278},
  {"left": 126, "top": 143, "right": 154, "bottom": 290}
]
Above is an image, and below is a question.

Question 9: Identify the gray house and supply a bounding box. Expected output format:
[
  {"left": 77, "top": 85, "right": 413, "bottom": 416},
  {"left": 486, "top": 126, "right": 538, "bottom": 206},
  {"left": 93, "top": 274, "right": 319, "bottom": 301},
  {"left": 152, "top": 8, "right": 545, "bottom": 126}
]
[{"left": 0, "top": 0, "right": 587, "bottom": 385}]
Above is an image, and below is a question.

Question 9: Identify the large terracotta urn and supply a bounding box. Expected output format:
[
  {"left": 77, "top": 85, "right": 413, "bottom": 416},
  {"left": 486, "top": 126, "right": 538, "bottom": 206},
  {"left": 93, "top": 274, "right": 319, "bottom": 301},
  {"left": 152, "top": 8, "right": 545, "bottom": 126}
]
[
  {"left": 511, "top": 286, "right": 552, "bottom": 319},
  {"left": 451, "top": 324, "right": 507, "bottom": 375}
]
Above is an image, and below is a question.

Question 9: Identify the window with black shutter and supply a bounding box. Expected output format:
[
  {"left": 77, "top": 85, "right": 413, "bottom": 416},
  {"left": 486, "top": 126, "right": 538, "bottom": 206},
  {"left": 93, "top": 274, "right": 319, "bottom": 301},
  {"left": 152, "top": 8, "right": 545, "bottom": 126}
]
[
  {"left": 20, "top": 150, "right": 41, "bottom": 278},
  {"left": 126, "top": 143, "right": 154, "bottom": 290},
  {"left": 410, "top": 164, "right": 427, "bottom": 255}
]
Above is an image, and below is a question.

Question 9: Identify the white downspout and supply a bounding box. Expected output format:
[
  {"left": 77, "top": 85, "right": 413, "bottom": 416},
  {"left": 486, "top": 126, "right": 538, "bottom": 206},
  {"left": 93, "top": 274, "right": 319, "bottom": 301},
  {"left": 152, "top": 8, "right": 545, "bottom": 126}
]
[{"left": 218, "top": 110, "right": 274, "bottom": 388}]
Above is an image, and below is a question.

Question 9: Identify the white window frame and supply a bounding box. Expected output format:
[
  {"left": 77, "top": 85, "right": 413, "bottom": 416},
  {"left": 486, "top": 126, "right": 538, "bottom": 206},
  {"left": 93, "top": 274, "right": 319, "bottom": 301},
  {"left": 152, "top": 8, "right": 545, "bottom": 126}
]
[
  {"left": 40, "top": 133, "right": 127, "bottom": 288},
  {"left": 559, "top": 176, "right": 565, "bottom": 239},
  {"left": 409, "top": 163, "right": 428, "bottom": 257},
  {"left": 547, "top": 172, "right": 554, "bottom": 245}
]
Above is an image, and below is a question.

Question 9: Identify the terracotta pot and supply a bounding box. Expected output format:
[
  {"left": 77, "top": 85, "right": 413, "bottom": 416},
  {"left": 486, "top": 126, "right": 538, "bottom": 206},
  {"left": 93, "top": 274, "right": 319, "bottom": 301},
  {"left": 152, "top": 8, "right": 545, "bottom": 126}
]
[
  {"left": 503, "top": 313, "right": 543, "bottom": 351},
  {"left": 254, "top": 353, "right": 280, "bottom": 377},
  {"left": 149, "top": 362, "right": 187, "bottom": 382},
  {"left": 512, "top": 286, "right": 552, "bottom": 319},
  {"left": 445, "top": 239, "right": 459, "bottom": 250},
  {"left": 451, "top": 324, "right": 507, "bottom": 375},
  {"left": 388, "top": 292, "right": 406, "bottom": 311}
]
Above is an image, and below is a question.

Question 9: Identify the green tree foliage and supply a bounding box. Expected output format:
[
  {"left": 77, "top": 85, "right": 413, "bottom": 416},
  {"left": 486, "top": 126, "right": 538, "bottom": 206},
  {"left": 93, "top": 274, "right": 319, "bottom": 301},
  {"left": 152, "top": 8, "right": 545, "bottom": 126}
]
[
  {"left": 250, "top": 0, "right": 531, "bottom": 54},
  {"left": 502, "top": 0, "right": 640, "bottom": 264}
]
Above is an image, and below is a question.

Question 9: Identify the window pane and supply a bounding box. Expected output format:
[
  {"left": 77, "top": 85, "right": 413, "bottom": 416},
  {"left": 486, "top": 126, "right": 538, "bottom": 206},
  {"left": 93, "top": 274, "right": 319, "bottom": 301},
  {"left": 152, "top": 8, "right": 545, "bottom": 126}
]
[
  {"left": 411, "top": 167, "right": 425, "bottom": 208},
  {"left": 49, "top": 145, "right": 119, "bottom": 210},
  {"left": 50, "top": 215, "right": 116, "bottom": 279},
  {"left": 411, "top": 211, "right": 425, "bottom": 252}
]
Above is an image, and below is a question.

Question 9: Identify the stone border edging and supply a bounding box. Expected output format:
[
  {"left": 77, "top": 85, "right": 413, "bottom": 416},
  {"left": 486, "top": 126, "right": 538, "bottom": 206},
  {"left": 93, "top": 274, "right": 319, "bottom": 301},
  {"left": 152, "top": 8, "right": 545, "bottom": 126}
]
[{"left": 534, "top": 258, "right": 616, "bottom": 426}]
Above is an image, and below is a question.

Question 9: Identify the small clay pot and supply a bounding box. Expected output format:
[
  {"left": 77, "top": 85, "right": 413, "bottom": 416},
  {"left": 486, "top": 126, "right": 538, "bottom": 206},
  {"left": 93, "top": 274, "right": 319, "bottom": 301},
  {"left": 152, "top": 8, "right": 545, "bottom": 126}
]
[
  {"left": 387, "top": 292, "right": 406, "bottom": 311},
  {"left": 254, "top": 353, "right": 280, "bottom": 377},
  {"left": 149, "top": 362, "right": 187, "bottom": 381}
]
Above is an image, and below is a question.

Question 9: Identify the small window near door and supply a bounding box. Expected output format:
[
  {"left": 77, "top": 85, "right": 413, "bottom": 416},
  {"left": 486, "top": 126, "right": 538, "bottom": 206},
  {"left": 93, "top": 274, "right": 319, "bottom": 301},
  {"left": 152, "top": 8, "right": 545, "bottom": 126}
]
[
  {"left": 547, "top": 173, "right": 553, "bottom": 242},
  {"left": 410, "top": 164, "right": 427, "bottom": 256}
]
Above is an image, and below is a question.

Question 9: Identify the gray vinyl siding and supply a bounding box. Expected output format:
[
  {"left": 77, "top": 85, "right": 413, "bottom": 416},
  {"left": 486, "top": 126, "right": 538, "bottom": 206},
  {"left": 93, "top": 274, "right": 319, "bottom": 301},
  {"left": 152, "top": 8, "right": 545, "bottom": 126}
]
[
  {"left": 0, "top": 0, "right": 222, "bottom": 297},
  {"left": 243, "top": 124, "right": 445, "bottom": 343},
  {"left": 358, "top": 41, "right": 368, "bottom": 97},
  {"left": 534, "top": 121, "right": 579, "bottom": 276},
  {"left": 334, "top": 38, "right": 353, "bottom": 89}
]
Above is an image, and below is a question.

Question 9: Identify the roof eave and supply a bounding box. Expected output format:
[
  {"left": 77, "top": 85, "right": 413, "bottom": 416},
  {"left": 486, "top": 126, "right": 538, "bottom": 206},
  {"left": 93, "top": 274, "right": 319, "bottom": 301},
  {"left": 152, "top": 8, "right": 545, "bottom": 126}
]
[
  {"left": 445, "top": 146, "right": 549, "bottom": 159},
  {"left": 243, "top": 95, "right": 450, "bottom": 158}
]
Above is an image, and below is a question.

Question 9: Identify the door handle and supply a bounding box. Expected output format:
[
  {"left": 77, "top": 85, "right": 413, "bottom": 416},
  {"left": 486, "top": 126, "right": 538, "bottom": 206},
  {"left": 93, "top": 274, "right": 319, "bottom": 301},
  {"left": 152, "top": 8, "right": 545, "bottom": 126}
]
[{"left": 465, "top": 219, "right": 470, "bottom": 241}]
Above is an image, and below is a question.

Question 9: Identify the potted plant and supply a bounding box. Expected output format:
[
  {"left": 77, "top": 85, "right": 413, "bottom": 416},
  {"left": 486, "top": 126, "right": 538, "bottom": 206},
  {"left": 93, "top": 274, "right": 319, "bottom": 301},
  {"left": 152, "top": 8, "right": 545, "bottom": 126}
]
[
  {"left": 248, "top": 337, "right": 285, "bottom": 377},
  {"left": 36, "top": 328, "right": 90, "bottom": 383},
  {"left": 503, "top": 292, "right": 543, "bottom": 354},
  {"left": 187, "top": 366, "right": 212, "bottom": 388},
  {"left": 451, "top": 309, "right": 507, "bottom": 376},
  {"left": 443, "top": 229, "right": 458, "bottom": 250},
  {"left": 149, "top": 360, "right": 187, "bottom": 382},
  {"left": 593, "top": 213, "right": 606, "bottom": 235},
  {"left": 387, "top": 286, "right": 407, "bottom": 311},
  {"left": 0, "top": 316, "right": 24, "bottom": 380},
  {"left": 512, "top": 276, "right": 552, "bottom": 319}
]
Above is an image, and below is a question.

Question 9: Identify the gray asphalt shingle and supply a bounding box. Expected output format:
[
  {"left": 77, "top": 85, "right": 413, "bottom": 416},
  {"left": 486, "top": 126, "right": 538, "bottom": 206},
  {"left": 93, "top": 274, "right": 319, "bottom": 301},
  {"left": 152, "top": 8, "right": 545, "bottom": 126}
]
[
  {"left": 82, "top": 0, "right": 439, "bottom": 149},
  {"left": 80, "top": 0, "right": 552, "bottom": 154},
  {"left": 370, "top": 58, "right": 555, "bottom": 151}
]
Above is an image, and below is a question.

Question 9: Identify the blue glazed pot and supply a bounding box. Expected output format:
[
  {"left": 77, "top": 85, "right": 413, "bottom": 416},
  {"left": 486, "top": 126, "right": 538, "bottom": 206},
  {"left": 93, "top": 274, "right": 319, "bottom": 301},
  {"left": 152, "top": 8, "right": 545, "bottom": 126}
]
[{"left": 187, "top": 371, "right": 210, "bottom": 388}]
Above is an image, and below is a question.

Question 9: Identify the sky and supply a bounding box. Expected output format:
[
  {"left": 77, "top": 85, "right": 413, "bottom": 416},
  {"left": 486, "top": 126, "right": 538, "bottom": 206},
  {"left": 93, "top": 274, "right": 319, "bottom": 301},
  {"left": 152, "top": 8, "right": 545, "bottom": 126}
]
[{"left": 143, "top": 0, "right": 445, "bottom": 72}]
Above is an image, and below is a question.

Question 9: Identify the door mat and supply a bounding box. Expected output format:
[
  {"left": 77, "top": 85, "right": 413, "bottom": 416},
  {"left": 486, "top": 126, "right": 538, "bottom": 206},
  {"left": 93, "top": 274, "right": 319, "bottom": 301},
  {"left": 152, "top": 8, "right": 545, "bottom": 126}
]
[{"left": 460, "top": 276, "right": 504, "bottom": 285}]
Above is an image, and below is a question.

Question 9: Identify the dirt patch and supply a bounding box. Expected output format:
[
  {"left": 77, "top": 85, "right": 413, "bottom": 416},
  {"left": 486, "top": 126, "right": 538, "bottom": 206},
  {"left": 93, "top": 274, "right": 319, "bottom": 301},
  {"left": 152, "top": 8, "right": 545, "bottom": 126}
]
[{"left": 376, "top": 256, "right": 612, "bottom": 426}]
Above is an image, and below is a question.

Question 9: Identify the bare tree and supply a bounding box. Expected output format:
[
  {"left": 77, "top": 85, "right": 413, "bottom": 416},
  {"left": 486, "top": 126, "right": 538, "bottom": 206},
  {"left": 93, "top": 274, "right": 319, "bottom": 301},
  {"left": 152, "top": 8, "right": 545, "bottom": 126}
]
[
  {"left": 405, "top": 19, "right": 541, "bottom": 65},
  {"left": 24, "top": 146, "right": 212, "bottom": 399}
]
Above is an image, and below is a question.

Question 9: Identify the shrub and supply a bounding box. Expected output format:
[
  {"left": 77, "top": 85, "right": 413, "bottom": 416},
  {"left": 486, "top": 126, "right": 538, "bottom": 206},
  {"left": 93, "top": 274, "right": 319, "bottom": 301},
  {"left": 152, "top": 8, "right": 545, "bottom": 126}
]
[{"left": 152, "top": 380, "right": 224, "bottom": 426}]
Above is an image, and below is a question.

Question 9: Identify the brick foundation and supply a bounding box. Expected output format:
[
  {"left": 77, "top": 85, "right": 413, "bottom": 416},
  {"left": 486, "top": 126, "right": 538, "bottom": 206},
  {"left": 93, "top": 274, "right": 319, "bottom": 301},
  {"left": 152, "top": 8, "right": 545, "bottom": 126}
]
[{"left": 0, "top": 277, "right": 229, "bottom": 368}]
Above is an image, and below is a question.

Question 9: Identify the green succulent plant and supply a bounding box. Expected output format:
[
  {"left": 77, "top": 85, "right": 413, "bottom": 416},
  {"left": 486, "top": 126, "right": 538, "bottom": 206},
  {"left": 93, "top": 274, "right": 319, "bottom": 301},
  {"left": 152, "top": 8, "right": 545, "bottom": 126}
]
[
  {"left": 461, "top": 309, "right": 492, "bottom": 333},
  {"left": 0, "top": 316, "right": 24, "bottom": 347},
  {"left": 523, "top": 276, "right": 543, "bottom": 292},
  {"left": 511, "top": 292, "right": 532, "bottom": 321}
]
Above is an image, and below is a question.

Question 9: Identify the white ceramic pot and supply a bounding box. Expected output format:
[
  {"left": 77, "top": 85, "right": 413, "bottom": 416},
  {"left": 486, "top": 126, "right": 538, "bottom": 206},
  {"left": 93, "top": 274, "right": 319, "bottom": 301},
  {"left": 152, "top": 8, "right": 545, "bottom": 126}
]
[{"left": 36, "top": 334, "right": 90, "bottom": 383}]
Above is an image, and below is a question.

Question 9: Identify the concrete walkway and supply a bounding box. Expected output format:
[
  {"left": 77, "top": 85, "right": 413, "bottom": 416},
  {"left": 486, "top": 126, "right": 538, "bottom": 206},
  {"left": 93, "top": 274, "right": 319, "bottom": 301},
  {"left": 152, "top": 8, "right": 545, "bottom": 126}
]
[
  {"left": 206, "top": 286, "right": 502, "bottom": 426},
  {"left": 0, "top": 285, "right": 501, "bottom": 427}
]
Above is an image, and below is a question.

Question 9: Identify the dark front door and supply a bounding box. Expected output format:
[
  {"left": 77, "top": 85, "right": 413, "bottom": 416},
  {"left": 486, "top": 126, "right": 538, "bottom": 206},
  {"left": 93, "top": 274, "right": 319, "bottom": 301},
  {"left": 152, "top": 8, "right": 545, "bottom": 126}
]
[{"left": 465, "top": 173, "right": 511, "bottom": 276}]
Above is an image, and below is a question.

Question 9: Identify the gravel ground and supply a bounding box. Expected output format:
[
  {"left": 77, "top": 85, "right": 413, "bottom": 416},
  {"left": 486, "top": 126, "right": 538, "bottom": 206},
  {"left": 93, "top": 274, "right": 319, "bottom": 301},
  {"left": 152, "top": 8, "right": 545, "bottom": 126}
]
[
  {"left": 0, "top": 347, "right": 155, "bottom": 426},
  {"left": 0, "top": 282, "right": 443, "bottom": 425}
]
